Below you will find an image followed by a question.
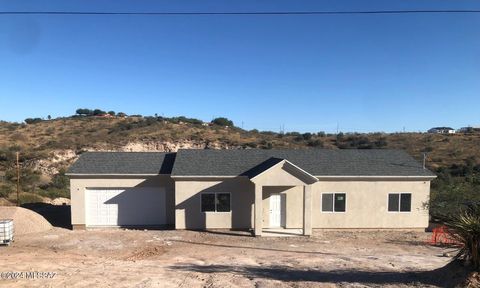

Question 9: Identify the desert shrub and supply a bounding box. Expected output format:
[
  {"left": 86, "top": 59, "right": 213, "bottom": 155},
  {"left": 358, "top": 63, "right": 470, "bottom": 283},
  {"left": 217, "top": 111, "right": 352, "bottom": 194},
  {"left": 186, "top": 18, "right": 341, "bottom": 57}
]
[
  {"left": 76, "top": 108, "right": 93, "bottom": 116},
  {"left": 169, "top": 116, "right": 203, "bottom": 125},
  {"left": 0, "top": 184, "right": 13, "bottom": 198},
  {"left": 440, "top": 203, "right": 480, "bottom": 269},
  {"left": 307, "top": 139, "right": 324, "bottom": 147},
  {"left": 302, "top": 133, "right": 313, "bottom": 141},
  {"left": 243, "top": 142, "right": 258, "bottom": 148},
  {"left": 424, "top": 146, "right": 434, "bottom": 152},
  {"left": 374, "top": 138, "right": 388, "bottom": 148},
  {"left": 9, "top": 133, "right": 27, "bottom": 142},
  {"left": 24, "top": 118, "right": 43, "bottom": 124},
  {"left": 259, "top": 140, "right": 273, "bottom": 149},
  {"left": 18, "top": 193, "right": 43, "bottom": 204},
  {"left": 212, "top": 117, "right": 234, "bottom": 127},
  {"left": 38, "top": 187, "right": 69, "bottom": 199},
  {"left": 93, "top": 109, "right": 106, "bottom": 116},
  {"left": 285, "top": 131, "right": 301, "bottom": 137}
]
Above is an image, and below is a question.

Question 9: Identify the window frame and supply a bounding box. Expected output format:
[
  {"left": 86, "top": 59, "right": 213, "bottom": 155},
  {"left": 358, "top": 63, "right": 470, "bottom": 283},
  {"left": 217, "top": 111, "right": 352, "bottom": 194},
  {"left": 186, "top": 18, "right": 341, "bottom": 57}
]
[
  {"left": 387, "top": 193, "right": 412, "bottom": 213},
  {"left": 321, "top": 192, "right": 347, "bottom": 213},
  {"left": 200, "top": 192, "right": 231, "bottom": 213}
]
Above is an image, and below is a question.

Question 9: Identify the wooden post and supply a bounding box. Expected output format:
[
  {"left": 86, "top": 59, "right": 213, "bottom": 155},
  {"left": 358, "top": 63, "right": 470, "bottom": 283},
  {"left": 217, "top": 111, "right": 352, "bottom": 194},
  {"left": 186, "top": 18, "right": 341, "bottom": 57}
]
[{"left": 16, "top": 152, "right": 20, "bottom": 206}]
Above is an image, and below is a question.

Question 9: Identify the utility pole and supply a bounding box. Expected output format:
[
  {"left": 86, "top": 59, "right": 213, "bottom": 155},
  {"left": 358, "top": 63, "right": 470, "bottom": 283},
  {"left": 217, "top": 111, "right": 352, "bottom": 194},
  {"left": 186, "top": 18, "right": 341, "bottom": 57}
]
[
  {"left": 423, "top": 153, "right": 427, "bottom": 170},
  {"left": 16, "top": 152, "right": 20, "bottom": 206}
]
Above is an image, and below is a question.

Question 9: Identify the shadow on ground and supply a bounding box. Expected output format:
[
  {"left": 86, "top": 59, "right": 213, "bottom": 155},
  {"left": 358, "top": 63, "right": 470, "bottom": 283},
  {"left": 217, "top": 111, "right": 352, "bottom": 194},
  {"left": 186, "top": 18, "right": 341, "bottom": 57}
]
[
  {"left": 170, "top": 239, "right": 334, "bottom": 256},
  {"left": 21, "top": 203, "right": 71, "bottom": 229},
  {"left": 169, "top": 261, "right": 469, "bottom": 287}
]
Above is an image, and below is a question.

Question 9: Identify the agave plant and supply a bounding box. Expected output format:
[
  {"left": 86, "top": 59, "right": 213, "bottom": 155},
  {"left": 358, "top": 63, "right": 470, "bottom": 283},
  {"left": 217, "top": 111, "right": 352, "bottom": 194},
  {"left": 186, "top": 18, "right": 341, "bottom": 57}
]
[{"left": 441, "top": 203, "right": 480, "bottom": 269}]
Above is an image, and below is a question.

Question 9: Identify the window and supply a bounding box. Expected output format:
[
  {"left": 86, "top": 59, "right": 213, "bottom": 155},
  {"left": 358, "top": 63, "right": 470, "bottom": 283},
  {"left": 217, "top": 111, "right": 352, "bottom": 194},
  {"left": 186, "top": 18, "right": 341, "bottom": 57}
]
[
  {"left": 322, "top": 193, "right": 346, "bottom": 212},
  {"left": 201, "top": 193, "right": 231, "bottom": 212},
  {"left": 388, "top": 193, "right": 411, "bottom": 212}
]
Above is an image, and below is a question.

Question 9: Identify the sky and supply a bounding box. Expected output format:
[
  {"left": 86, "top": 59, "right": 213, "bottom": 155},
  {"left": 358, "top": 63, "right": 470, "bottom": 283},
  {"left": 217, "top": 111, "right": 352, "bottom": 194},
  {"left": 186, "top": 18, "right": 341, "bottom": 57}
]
[{"left": 0, "top": 0, "right": 479, "bottom": 133}]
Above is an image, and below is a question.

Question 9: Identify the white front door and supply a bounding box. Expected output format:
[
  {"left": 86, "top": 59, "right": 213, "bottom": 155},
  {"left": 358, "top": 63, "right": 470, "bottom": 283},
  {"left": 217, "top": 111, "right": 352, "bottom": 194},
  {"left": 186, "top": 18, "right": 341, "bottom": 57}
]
[{"left": 269, "top": 193, "right": 282, "bottom": 227}]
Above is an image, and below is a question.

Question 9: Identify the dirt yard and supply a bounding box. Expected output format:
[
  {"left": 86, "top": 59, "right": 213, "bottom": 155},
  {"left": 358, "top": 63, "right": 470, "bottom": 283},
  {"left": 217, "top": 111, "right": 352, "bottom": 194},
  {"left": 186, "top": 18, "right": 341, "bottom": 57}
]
[{"left": 0, "top": 228, "right": 466, "bottom": 287}]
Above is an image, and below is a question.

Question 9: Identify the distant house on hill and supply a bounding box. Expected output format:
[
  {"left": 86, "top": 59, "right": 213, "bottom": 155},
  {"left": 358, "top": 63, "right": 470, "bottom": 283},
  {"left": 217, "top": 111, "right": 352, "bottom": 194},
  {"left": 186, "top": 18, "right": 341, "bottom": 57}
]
[
  {"left": 457, "top": 126, "right": 480, "bottom": 133},
  {"left": 428, "top": 127, "right": 456, "bottom": 134}
]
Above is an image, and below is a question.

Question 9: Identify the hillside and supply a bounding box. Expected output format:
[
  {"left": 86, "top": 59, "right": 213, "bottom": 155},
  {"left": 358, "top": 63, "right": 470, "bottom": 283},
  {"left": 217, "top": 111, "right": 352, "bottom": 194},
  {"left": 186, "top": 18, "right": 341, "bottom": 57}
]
[{"left": 1, "top": 115, "right": 479, "bottom": 211}]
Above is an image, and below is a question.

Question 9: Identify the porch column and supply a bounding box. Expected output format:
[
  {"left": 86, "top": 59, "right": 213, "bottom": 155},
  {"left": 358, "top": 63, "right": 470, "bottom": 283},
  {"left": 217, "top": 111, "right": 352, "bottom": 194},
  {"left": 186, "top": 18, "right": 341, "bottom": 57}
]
[
  {"left": 303, "top": 185, "right": 312, "bottom": 236},
  {"left": 254, "top": 184, "right": 263, "bottom": 236}
]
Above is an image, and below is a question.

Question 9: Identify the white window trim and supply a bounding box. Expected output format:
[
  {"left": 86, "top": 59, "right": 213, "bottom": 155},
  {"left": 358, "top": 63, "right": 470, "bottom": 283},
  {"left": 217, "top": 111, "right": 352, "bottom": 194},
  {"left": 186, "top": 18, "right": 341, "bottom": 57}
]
[
  {"left": 321, "top": 192, "right": 347, "bottom": 213},
  {"left": 200, "top": 192, "right": 231, "bottom": 213},
  {"left": 387, "top": 192, "right": 412, "bottom": 213}
]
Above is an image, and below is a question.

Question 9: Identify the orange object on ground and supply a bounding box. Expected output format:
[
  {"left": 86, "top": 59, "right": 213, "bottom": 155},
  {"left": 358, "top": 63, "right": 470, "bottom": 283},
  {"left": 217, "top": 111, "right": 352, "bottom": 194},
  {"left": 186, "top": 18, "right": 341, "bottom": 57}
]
[{"left": 429, "top": 225, "right": 458, "bottom": 245}]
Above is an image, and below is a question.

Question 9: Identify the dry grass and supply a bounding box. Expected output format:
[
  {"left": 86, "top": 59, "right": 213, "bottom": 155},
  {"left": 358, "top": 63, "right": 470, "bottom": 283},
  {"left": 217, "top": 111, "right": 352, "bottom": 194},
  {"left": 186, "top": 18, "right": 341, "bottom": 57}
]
[{"left": 0, "top": 117, "right": 479, "bottom": 170}]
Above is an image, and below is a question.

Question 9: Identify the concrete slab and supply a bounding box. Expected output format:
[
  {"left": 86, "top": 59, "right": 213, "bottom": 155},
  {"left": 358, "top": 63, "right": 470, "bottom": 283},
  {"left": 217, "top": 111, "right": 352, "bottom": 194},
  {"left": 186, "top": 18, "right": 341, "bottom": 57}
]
[{"left": 262, "top": 228, "right": 304, "bottom": 237}]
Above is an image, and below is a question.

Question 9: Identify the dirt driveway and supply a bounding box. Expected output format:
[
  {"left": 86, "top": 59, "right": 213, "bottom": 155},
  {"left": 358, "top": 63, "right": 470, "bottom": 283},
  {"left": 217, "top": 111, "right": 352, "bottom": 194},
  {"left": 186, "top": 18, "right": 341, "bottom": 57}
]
[{"left": 0, "top": 229, "right": 462, "bottom": 287}]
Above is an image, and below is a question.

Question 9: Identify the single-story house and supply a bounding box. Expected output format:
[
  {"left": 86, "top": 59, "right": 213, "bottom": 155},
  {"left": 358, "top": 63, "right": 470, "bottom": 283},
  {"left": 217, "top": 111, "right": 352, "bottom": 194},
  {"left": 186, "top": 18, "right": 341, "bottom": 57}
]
[
  {"left": 427, "top": 127, "right": 456, "bottom": 134},
  {"left": 67, "top": 149, "right": 436, "bottom": 236}
]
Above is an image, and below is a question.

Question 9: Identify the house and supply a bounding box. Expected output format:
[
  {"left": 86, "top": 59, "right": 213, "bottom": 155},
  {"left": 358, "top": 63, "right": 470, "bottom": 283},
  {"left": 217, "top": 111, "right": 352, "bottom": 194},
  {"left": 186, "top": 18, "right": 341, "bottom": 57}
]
[
  {"left": 457, "top": 126, "right": 480, "bottom": 133},
  {"left": 66, "top": 149, "right": 436, "bottom": 236},
  {"left": 427, "top": 127, "right": 456, "bottom": 134}
]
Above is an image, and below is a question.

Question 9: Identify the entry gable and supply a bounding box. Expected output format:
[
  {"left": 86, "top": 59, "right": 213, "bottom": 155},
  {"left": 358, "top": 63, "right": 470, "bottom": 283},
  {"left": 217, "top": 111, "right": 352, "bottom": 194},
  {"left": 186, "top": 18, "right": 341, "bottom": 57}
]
[{"left": 248, "top": 158, "right": 318, "bottom": 186}]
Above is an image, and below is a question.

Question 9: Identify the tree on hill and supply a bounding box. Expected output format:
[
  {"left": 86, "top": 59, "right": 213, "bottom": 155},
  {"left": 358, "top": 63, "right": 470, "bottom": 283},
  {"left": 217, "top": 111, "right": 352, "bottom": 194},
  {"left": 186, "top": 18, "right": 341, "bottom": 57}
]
[
  {"left": 76, "top": 108, "right": 93, "bottom": 116},
  {"left": 117, "top": 112, "right": 127, "bottom": 118},
  {"left": 107, "top": 111, "right": 116, "bottom": 116},
  {"left": 212, "top": 117, "right": 234, "bottom": 127},
  {"left": 24, "top": 118, "right": 43, "bottom": 124},
  {"left": 93, "top": 109, "right": 106, "bottom": 116}
]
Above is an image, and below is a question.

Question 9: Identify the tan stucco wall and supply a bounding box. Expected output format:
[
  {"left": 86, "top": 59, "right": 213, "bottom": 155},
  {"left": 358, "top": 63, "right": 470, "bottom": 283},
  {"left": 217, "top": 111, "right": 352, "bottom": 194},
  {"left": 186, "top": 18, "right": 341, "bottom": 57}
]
[
  {"left": 174, "top": 177, "right": 431, "bottom": 230},
  {"left": 310, "top": 180, "right": 430, "bottom": 229},
  {"left": 70, "top": 175, "right": 175, "bottom": 226},
  {"left": 174, "top": 177, "right": 254, "bottom": 229},
  {"left": 71, "top": 173, "right": 431, "bottom": 230},
  {"left": 252, "top": 162, "right": 309, "bottom": 186},
  {"left": 262, "top": 186, "right": 303, "bottom": 229}
]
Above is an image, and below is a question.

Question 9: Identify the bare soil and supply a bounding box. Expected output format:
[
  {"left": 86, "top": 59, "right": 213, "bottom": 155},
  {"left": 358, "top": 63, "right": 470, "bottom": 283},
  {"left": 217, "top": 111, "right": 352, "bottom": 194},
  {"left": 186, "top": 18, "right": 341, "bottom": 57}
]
[{"left": 0, "top": 229, "right": 466, "bottom": 287}]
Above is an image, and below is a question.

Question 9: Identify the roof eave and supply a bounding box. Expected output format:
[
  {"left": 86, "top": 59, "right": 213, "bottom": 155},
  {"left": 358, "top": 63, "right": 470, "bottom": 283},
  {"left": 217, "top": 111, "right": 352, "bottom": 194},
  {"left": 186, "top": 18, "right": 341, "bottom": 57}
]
[{"left": 66, "top": 173, "right": 164, "bottom": 176}]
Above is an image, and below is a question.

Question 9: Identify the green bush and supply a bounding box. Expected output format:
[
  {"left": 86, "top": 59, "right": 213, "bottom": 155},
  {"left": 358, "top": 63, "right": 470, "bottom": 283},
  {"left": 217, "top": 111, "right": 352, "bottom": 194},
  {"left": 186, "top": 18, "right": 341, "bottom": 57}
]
[
  {"left": 38, "top": 187, "right": 69, "bottom": 199},
  {"left": 441, "top": 203, "right": 480, "bottom": 269},
  {"left": 212, "top": 117, "right": 234, "bottom": 127},
  {"left": 24, "top": 118, "right": 43, "bottom": 124},
  {"left": 307, "top": 139, "right": 324, "bottom": 147},
  {"left": 0, "top": 184, "right": 13, "bottom": 198},
  {"left": 18, "top": 193, "right": 43, "bottom": 204}
]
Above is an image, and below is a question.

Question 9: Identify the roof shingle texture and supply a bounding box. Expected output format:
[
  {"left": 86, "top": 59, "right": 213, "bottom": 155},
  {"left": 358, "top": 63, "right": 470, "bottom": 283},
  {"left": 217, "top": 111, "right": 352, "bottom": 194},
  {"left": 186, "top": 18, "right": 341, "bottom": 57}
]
[
  {"left": 171, "top": 149, "right": 435, "bottom": 177},
  {"left": 67, "top": 149, "right": 435, "bottom": 177},
  {"left": 67, "top": 152, "right": 176, "bottom": 175}
]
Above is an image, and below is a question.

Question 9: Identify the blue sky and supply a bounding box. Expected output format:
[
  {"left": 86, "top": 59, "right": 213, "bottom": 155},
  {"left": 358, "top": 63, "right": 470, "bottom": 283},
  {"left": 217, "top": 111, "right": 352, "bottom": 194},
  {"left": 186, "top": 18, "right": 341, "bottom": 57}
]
[{"left": 0, "top": 0, "right": 479, "bottom": 133}]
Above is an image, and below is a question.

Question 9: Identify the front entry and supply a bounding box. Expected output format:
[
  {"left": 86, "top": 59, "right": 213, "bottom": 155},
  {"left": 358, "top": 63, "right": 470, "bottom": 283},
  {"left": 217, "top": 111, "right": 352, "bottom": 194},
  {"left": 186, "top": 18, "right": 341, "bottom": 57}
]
[{"left": 269, "top": 193, "right": 284, "bottom": 227}]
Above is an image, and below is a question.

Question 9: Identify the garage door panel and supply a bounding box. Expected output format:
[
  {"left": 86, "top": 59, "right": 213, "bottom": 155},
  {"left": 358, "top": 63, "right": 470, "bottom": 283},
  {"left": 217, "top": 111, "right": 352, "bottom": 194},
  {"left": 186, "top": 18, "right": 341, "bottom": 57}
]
[{"left": 86, "top": 188, "right": 166, "bottom": 227}]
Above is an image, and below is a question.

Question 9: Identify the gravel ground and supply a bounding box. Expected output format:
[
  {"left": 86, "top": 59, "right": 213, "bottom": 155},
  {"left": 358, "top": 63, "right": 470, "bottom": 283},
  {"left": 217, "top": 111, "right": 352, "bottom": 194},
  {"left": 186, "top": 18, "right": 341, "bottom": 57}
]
[{"left": 0, "top": 228, "right": 465, "bottom": 287}]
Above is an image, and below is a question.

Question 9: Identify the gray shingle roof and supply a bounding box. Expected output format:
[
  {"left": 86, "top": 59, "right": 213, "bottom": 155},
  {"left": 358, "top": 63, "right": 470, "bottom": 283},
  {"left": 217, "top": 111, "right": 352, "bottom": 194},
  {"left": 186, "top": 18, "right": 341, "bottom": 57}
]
[
  {"left": 171, "top": 149, "right": 435, "bottom": 177},
  {"left": 67, "top": 149, "right": 436, "bottom": 178},
  {"left": 67, "top": 152, "right": 176, "bottom": 175}
]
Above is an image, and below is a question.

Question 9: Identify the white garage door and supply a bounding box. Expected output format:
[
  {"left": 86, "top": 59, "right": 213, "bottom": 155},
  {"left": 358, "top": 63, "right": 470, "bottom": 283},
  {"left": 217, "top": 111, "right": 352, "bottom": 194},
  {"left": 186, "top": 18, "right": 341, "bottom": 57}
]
[{"left": 85, "top": 188, "right": 166, "bottom": 227}]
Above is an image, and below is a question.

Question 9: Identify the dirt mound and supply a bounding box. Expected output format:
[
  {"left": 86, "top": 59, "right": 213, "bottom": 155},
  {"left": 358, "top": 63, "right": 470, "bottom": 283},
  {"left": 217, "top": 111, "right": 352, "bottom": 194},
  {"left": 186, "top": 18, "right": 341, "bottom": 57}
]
[
  {"left": 124, "top": 246, "right": 165, "bottom": 261},
  {"left": 0, "top": 206, "right": 52, "bottom": 235},
  {"left": 0, "top": 198, "right": 15, "bottom": 206}
]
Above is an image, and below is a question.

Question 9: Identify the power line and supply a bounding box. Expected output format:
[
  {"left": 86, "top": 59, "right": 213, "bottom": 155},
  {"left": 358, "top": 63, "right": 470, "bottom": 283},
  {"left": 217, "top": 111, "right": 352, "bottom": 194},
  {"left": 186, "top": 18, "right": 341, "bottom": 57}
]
[{"left": 0, "top": 10, "right": 480, "bottom": 16}]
